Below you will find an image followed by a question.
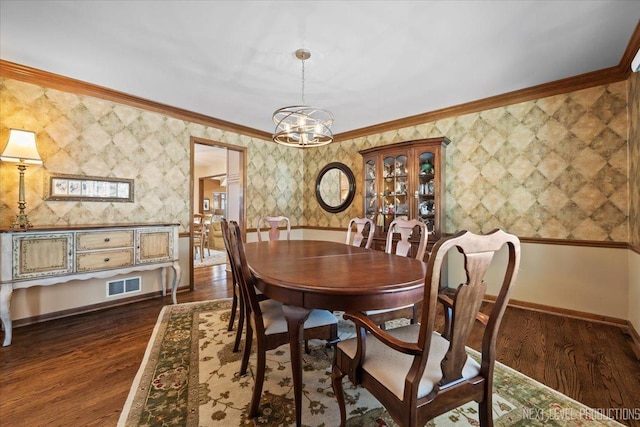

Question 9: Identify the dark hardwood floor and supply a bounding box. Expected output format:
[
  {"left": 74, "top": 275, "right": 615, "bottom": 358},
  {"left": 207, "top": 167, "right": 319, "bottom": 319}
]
[{"left": 1, "top": 264, "right": 639, "bottom": 426}]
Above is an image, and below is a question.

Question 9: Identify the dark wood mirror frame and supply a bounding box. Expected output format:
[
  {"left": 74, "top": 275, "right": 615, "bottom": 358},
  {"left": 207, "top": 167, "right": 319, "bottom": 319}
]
[{"left": 315, "top": 162, "right": 356, "bottom": 213}]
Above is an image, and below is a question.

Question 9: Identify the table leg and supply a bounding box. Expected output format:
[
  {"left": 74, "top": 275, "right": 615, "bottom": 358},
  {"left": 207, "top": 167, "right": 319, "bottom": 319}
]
[
  {"left": 1, "top": 283, "right": 14, "bottom": 347},
  {"left": 282, "top": 305, "right": 311, "bottom": 427}
]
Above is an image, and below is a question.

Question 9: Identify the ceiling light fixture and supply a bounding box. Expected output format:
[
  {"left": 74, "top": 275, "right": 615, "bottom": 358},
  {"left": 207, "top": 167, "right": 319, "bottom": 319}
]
[{"left": 272, "top": 49, "right": 333, "bottom": 147}]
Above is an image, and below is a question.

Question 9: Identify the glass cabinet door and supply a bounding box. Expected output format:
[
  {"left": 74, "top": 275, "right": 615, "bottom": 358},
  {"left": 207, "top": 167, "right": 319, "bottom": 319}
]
[
  {"left": 364, "top": 159, "right": 377, "bottom": 222},
  {"left": 416, "top": 150, "right": 436, "bottom": 233},
  {"left": 381, "top": 154, "right": 408, "bottom": 231}
]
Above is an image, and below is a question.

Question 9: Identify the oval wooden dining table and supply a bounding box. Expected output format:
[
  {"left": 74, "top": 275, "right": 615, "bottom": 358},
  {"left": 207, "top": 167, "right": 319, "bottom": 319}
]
[{"left": 244, "top": 239, "right": 427, "bottom": 426}]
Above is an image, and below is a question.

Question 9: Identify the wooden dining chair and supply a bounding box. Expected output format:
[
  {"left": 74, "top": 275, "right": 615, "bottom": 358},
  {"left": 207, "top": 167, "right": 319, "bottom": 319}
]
[
  {"left": 219, "top": 219, "right": 244, "bottom": 351},
  {"left": 385, "top": 218, "right": 428, "bottom": 259},
  {"left": 345, "top": 217, "right": 374, "bottom": 249},
  {"left": 256, "top": 215, "right": 291, "bottom": 241},
  {"left": 364, "top": 218, "right": 428, "bottom": 327},
  {"left": 226, "top": 220, "right": 339, "bottom": 419},
  {"left": 193, "top": 214, "right": 208, "bottom": 259},
  {"left": 332, "top": 229, "right": 521, "bottom": 427},
  {"left": 202, "top": 213, "right": 214, "bottom": 253}
]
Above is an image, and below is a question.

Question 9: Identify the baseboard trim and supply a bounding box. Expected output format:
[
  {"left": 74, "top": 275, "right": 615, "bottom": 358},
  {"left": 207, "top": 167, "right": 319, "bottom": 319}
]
[
  {"left": 626, "top": 321, "right": 640, "bottom": 360},
  {"left": 11, "top": 286, "right": 191, "bottom": 328},
  {"left": 484, "top": 295, "right": 628, "bottom": 326}
]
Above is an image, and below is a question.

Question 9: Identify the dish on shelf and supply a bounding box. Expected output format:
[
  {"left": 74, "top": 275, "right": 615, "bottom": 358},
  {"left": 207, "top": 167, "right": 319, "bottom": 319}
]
[{"left": 419, "top": 201, "right": 431, "bottom": 216}]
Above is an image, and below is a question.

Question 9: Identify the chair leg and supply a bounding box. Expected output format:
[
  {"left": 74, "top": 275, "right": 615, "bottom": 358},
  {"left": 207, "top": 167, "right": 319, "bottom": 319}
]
[
  {"left": 249, "top": 338, "right": 266, "bottom": 418},
  {"left": 479, "top": 395, "right": 494, "bottom": 427},
  {"left": 240, "top": 321, "right": 252, "bottom": 375},
  {"left": 331, "top": 363, "right": 348, "bottom": 427},
  {"left": 233, "top": 297, "right": 245, "bottom": 353},
  {"left": 227, "top": 285, "right": 238, "bottom": 332}
]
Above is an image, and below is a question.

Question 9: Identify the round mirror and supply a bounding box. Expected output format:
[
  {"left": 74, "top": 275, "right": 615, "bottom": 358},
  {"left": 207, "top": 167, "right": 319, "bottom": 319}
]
[{"left": 315, "top": 162, "right": 356, "bottom": 213}]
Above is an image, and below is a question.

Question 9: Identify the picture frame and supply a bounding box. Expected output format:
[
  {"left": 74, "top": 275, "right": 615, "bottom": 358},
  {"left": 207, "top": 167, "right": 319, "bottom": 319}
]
[
  {"left": 44, "top": 173, "right": 134, "bottom": 202},
  {"left": 203, "top": 198, "right": 210, "bottom": 211}
]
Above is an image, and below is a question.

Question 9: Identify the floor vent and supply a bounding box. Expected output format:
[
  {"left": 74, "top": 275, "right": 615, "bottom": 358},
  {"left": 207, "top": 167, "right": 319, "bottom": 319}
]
[{"left": 107, "top": 276, "right": 141, "bottom": 297}]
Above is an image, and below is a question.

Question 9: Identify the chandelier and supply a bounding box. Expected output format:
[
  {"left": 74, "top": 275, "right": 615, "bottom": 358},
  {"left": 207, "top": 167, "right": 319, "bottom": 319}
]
[{"left": 272, "top": 49, "right": 334, "bottom": 147}]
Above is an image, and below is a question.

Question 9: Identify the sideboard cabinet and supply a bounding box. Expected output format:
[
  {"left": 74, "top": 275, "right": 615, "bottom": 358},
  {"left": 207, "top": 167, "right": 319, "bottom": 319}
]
[
  {"left": 0, "top": 223, "right": 181, "bottom": 346},
  {"left": 359, "top": 137, "right": 449, "bottom": 256}
]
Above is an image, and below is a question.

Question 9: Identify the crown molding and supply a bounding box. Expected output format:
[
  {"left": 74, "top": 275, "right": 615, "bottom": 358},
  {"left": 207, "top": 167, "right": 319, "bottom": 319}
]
[{"left": 0, "top": 60, "right": 272, "bottom": 141}]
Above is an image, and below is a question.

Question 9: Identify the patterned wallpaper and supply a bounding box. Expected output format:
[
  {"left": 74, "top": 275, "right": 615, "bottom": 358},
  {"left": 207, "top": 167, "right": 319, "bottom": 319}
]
[
  {"left": 0, "top": 76, "right": 633, "bottom": 243},
  {"left": 305, "top": 82, "right": 630, "bottom": 242},
  {"left": 629, "top": 71, "right": 640, "bottom": 247},
  {"left": 0, "top": 78, "right": 302, "bottom": 233}
]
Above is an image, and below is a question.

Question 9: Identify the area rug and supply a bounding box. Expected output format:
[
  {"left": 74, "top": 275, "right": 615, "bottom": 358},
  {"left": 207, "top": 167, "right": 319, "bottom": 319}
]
[
  {"left": 194, "top": 249, "right": 227, "bottom": 268},
  {"left": 118, "top": 299, "right": 623, "bottom": 427}
]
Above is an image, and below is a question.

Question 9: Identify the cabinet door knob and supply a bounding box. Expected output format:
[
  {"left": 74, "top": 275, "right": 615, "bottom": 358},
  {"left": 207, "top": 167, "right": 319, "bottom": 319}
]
[
  {"left": 104, "top": 238, "right": 110, "bottom": 242},
  {"left": 104, "top": 257, "right": 110, "bottom": 263}
]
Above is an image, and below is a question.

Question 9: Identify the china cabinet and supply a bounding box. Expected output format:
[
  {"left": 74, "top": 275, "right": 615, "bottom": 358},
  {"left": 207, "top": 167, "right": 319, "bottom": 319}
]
[{"left": 360, "top": 137, "right": 449, "bottom": 256}]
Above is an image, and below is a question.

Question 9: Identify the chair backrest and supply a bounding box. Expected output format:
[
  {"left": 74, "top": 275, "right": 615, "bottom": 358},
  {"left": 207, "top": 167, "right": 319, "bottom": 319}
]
[
  {"left": 226, "top": 220, "right": 264, "bottom": 320},
  {"left": 385, "top": 218, "right": 428, "bottom": 260},
  {"left": 416, "top": 229, "right": 520, "bottom": 397},
  {"left": 219, "top": 218, "right": 237, "bottom": 278},
  {"left": 346, "top": 217, "right": 375, "bottom": 249},
  {"left": 257, "top": 215, "right": 291, "bottom": 241},
  {"left": 193, "top": 216, "right": 206, "bottom": 240}
]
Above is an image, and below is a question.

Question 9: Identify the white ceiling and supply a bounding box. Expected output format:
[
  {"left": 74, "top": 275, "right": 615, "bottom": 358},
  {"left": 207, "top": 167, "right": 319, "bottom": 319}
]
[{"left": 1, "top": 1, "right": 639, "bottom": 136}]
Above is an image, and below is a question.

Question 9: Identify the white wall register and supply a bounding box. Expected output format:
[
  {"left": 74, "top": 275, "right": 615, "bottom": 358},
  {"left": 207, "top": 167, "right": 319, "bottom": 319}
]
[{"left": 0, "top": 223, "right": 181, "bottom": 346}]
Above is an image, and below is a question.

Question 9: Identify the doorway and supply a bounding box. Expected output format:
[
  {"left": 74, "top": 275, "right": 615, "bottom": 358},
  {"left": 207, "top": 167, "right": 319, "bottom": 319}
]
[{"left": 190, "top": 137, "right": 246, "bottom": 290}]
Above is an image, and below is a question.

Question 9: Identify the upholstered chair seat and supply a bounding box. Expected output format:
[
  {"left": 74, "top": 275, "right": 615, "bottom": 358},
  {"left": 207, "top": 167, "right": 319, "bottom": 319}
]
[
  {"left": 259, "top": 299, "right": 340, "bottom": 335},
  {"left": 337, "top": 324, "right": 480, "bottom": 399}
]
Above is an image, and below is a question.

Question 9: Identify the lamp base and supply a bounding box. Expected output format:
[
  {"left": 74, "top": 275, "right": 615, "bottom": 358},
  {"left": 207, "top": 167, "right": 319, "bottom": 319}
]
[{"left": 12, "top": 213, "right": 32, "bottom": 229}]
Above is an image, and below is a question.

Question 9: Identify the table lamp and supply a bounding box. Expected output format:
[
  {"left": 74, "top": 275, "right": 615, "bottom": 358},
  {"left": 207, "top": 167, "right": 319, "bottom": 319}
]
[{"left": 1, "top": 129, "right": 43, "bottom": 228}]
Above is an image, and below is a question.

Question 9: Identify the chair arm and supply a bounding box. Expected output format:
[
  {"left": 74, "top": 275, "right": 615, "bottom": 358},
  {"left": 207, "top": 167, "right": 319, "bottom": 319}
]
[
  {"left": 343, "top": 312, "right": 422, "bottom": 356},
  {"left": 438, "top": 289, "right": 489, "bottom": 326}
]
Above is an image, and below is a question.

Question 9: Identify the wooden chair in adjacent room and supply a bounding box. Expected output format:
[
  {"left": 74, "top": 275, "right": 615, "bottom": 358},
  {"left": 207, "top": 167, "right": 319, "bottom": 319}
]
[
  {"left": 193, "top": 213, "right": 208, "bottom": 259},
  {"left": 202, "top": 213, "right": 214, "bottom": 254},
  {"left": 345, "top": 217, "right": 375, "bottom": 249},
  {"left": 226, "top": 220, "right": 339, "bottom": 419},
  {"left": 256, "top": 215, "right": 291, "bottom": 241},
  {"left": 332, "top": 229, "right": 521, "bottom": 427},
  {"left": 364, "top": 218, "right": 428, "bottom": 328}
]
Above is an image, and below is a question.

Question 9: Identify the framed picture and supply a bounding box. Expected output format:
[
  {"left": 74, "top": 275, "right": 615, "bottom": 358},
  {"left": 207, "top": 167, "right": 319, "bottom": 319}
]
[
  {"left": 203, "top": 198, "right": 210, "bottom": 211},
  {"left": 44, "top": 173, "right": 134, "bottom": 202}
]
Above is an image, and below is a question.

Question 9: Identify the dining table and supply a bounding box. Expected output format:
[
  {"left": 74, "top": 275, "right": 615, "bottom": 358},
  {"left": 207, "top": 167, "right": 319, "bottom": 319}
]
[{"left": 244, "top": 239, "right": 428, "bottom": 427}]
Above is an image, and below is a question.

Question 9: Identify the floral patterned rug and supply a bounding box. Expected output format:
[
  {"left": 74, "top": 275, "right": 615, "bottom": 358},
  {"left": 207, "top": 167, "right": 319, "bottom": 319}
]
[{"left": 118, "top": 299, "right": 623, "bottom": 427}]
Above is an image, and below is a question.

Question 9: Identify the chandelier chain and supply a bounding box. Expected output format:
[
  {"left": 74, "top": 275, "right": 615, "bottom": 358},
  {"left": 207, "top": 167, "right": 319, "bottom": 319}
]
[{"left": 301, "top": 58, "right": 306, "bottom": 105}]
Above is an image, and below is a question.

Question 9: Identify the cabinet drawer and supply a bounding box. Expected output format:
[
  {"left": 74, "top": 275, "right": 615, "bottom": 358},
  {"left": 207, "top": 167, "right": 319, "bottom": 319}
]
[
  {"left": 76, "top": 249, "right": 134, "bottom": 272},
  {"left": 76, "top": 231, "right": 134, "bottom": 250}
]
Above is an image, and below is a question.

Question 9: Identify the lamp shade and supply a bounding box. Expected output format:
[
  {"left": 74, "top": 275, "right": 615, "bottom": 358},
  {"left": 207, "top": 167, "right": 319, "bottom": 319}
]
[{"left": 1, "top": 129, "right": 42, "bottom": 164}]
